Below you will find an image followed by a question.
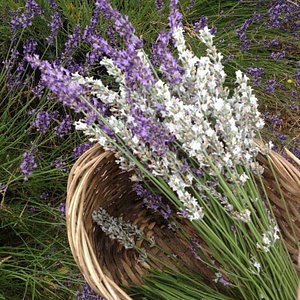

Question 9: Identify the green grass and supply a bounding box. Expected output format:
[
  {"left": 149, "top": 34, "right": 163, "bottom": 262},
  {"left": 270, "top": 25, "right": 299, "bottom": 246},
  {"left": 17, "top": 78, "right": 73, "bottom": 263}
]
[{"left": 0, "top": 0, "right": 299, "bottom": 299}]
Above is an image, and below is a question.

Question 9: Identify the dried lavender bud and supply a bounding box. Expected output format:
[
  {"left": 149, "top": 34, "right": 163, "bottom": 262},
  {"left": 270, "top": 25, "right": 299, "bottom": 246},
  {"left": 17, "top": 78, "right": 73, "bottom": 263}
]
[{"left": 92, "top": 208, "right": 143, "bottom": 249}]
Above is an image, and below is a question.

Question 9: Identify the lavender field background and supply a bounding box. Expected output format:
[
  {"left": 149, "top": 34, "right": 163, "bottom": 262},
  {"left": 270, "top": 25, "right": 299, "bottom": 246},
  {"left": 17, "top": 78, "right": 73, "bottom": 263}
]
[{"left": 0, "top": 0, "right": 299, "bottom": 299}]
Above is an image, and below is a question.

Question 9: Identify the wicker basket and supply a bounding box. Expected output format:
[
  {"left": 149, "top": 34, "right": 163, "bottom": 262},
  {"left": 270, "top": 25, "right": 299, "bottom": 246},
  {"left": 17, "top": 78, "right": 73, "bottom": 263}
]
[{"left": 66, "top": 143, "right": 300, "bottom": 300}]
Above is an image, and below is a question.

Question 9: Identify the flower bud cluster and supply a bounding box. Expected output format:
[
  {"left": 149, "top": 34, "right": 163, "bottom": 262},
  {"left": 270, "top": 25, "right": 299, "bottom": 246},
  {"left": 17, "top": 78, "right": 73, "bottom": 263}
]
[{"left": 73, "top": 24, "right": 264, "bottom": 221}]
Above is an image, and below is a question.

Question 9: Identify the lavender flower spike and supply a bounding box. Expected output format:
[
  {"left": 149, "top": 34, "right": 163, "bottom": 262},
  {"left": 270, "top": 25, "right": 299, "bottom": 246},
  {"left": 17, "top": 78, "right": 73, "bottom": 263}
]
[
  {"left": 20, "top": 147, "right": 38, "bottom": 181},
  {"left": 168, "top": 0, "right": 183, "bottom": 30},
  {"left": 26, "top": 55, "right": 87, "bottom": 111},
  {"left": 95, "top": 0, "right": 142, "bottom": 51},
  {"left": 152, "top": 31, "right": 182, "bottom": 84},
  {"left": 31, "top": 110, "right": 52, "bottom": 133},
  {"left": 46, "top": 11, "right": 61, "bottom": 45}
]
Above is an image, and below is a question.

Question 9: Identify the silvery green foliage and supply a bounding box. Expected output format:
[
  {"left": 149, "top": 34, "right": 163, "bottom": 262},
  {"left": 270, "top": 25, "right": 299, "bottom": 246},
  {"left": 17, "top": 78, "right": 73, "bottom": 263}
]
[
  {"left": 74, "top": 27, "right": 264, "bottom": 221},
  {"left": 92, "top": 208, "right": 143, "bottom": 249}
]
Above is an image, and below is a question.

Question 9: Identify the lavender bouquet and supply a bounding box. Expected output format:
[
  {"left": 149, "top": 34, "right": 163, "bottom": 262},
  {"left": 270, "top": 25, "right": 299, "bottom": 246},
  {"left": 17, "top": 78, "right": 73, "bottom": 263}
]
[{"left": 27, "top": 0, "right": 298, "bottom": 299}]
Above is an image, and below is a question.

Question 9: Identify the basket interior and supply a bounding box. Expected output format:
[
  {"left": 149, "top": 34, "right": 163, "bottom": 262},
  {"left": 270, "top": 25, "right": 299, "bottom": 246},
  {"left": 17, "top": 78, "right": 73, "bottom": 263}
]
[
  {"left": 66, "top": 143, "right": 300, "bottom": 299},
  {"left": 66, "top": 144, "right": 214, "bottom": 299}
]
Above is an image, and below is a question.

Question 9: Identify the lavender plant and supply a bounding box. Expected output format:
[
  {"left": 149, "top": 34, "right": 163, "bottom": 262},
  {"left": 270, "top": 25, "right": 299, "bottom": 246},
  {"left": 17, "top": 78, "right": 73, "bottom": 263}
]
[{"left": 26, "top": 0, "right": 298, "bottom": 299}]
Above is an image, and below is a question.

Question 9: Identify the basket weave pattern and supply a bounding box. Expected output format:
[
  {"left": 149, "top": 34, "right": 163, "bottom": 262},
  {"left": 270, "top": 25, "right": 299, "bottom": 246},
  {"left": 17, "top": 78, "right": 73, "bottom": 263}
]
[{"left": 66, "top": 143, "right": 300, "bottom": 300}]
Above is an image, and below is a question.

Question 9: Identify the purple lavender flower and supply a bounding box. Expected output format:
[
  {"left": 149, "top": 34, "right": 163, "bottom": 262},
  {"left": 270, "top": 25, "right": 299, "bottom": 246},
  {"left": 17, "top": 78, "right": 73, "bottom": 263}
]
[
  {"left": 54, "top": 115, "right": 72, "bottom": 137},
  {"left": 214, "top": 272, "right": 232, "bottom": 286},
  {"left": 88, "top": 44, "right": 150, "bottom": 89},
  {"left": 152, "top": 31, "right": 182, "bottom": 84},
  {"left": 23, "top": 39, "right": 38, "bottom": 56},
  {"left": 31, "top": 110, "right": 52, "bottom": 133},
  {"left": 247, "top": 67, "right": 265, "bottom": 77},
  {"left": 293, "top": 147, "right": 300, "bottom": 160},
  {"left": 46, "top": 11, "right": 61, "bottom": 45},
  {"left": 47, "top": 0, "right": 58, "bottom": 9},
  {"left": 265, "top": 79, "right": 277, "bottom": 93},
  {"left": 76, "top": 281, "right": 105, "bottom": 300},
  {"left": 11, "top": 0, "right": 43, "bottom": 35},
  {"left": 246, "top": 67, "right": 264, "bottom": 85},
  {"left": 192, "top": 168, "right": 204, "bottom": 176},
  {"left": 236, "top": 17, "right": 253, "bottom": 37},
  {"left": 294, "top": 71, "right": 300, "bottom": 80},
  {"left": 189, "top": 238, "right": 201, "bottom": 259},
  {"left": 3, "top": 48, "right": 19, "bottom": 70},
  {"left": 92, "top": 1, "right": 155, "bottom": 89},
  {"left": 5, "top": 38, "right": 37, "bottom": 90},
  {"left": 289, "top": 102, "right": 300, "bottom": 111},
  {"left": 73, "top": 143, "right": 92, "bottom": 159},
  {"left": 83, "top": 5, "right": 101, "bottom": 42},
  {"left": 96, "top": 0, "right": 142, "bottom": 51},
  {"left": 32, "top": 81, "right": 45, "bottom": 98},
  {"left": 85, "top": 2, "right": 155, "bottom": 89},
  {"left": 20, "top": 148, "right": 38, "bottom": 180},
  {"left": 187, "top": 0, "right": 195, "bottom": 11},
  {"left": 90, "top": 34, "right": 116, "bottom": 58},
  {"left": 271, "top": 51, "right": 285, "bottom": 60},
  {"left": 168, "top": 0, "right": 183, "bottom": 30},
  {"left": 267, "top": 0, "right": 300, "bottom": 31},
  {"left": 133, "top": 184, "right": 172, "bottom": 219},
  {"left": 219, "top": 276, "right": 231, "bottom": 286},
  {"left": 267, "top": 114, "right": 282, "bottom": 126},
  {"left": 155, "top": 0, "right": 164, "bottom": 11},
  {"left": 61, "top": 25, "right": 82, "bottom": 61},
  {"left": 106, "top": 25, "right": 118, "bottom": 46},
  {"left": 194, "top": 16, "right": 208, "bottom": 31},
  {"left": 235, "top": 12, "right": 261, "bottom": 51},
  {"left": 270, "top": 39, "right": 280, "bottom": 46},
  {"left": 59, "top": 202, "right": 65, "bottom": 217},
  {"left": 129, "top": 106, "right": 174, "bottom": 156},
  {"left": 276, "top": 133, "right": 287, "bottom": 141},
  {"left": 26, "top": 55, "right": 87, "bottom": 111},
  {"left": 290, "top": 91, "right": 299, "bottom": 98},
  {"left": 210, "top": 26, "right": 217, "bottom": 35},
  {"left": 54, "top": 157, "right": 67, "bottom": 172},
  {"left": 180, "top": 208, "right": 189, "bottom": 218}
]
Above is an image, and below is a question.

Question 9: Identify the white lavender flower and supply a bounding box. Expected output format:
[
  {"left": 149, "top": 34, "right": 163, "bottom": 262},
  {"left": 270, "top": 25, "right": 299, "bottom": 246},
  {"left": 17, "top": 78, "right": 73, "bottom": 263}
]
[
  {"left": 256, "top": 223, "right": 280, "bottom": 252},
  {"left": 231, "top": 208, "right": 251, "bottom": 223},
  {"left": 250, "top": 256, "right": 261, "bottom": 274},
  {"left": 239, "top": 173, "right": 249, "bottom": 184}
]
